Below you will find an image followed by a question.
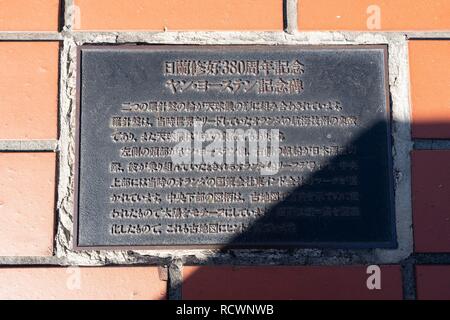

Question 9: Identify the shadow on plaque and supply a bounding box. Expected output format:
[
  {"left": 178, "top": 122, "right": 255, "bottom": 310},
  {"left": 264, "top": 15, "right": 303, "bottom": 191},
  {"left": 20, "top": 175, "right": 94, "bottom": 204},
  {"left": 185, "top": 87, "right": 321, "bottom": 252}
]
[{"left": 172, "top": 118, "right": 442, "bottom": 300}]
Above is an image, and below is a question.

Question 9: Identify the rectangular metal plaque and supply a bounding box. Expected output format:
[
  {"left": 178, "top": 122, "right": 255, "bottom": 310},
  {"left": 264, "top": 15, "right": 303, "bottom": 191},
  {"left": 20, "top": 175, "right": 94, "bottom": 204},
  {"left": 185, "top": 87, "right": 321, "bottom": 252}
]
[{"left": 75, "top": 45, "right": 396, "bottom": 249}]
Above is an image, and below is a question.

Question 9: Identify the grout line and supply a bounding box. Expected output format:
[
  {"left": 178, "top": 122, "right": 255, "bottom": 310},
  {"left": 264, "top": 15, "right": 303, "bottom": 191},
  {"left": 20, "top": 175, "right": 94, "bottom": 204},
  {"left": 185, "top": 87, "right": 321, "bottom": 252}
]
[
  {"left": 285, "top": 0, "right": 298, "bottom": 34},
  {"left": 402, "top": 258, "right": 417, "bottom": 300},
  {"left": 0, "top": 256, "right": 67, "bottom": 266},
  {"left": 414, "top": 140, "right": 450, "bottom": 150},
  {"left": 64, "top": 0, "right": 75, "bottom": 31},
  {"left": 407, "top": 34, "right": 450, "bottom": 39},
  {"left": 0, "top": 31, "right": 448, "bottom": 43},
  {"left": 414, "top": 253, "right": 450, "bottom": 264},
  {"left": 0, "top": 140, "right": 58, "bottom": 151},
  {"left": 0, "top": 33, "right": 64, "bottom": 40},
  {"left": 168, "top": 259, "right": 183, "bottom": 300}
]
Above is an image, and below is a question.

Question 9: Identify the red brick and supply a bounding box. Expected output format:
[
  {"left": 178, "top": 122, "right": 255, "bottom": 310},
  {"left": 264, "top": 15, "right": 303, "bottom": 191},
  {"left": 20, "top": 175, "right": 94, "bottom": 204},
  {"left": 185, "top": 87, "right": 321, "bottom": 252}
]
[
  {"left": 183, "top": 266, "right": 403, "bottom": 300},
  {"left": 0, "top": 42, "right": 59, "bottom": 140},
  {"left": 298, "top": 0, "right": 450, "bottom": 31},
  {"left": 73, "top": 0, "right": 282, "bottom": 31},
  {"left": 0, "top": 153, "right": 56, "bottom": 256},
  {"left": 0, "top": 267, "right": 167, "bottom": 300},
  {"left": 409, "top": 41, "right": 450, "bottom": 139},
  {"left": 0, "top": 0, "right": 60, "bottom": 32},
  {"left": 412, "top": 151, "right": 450, "bottom": 253},
  {"left": 416, "top": 266, "right": 450, "bottom": 300}
]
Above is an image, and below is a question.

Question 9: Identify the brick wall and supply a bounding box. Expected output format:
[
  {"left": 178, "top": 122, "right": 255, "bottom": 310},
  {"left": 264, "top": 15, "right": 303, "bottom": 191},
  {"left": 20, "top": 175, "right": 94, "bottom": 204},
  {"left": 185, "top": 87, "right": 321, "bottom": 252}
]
[{"left": 0, "top": 0, "right": 448, "bottom": 300}]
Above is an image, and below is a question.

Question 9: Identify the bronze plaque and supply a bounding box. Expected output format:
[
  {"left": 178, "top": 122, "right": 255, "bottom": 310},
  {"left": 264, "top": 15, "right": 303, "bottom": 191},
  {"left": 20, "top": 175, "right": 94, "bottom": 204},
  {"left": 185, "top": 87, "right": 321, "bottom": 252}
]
[{"left": 75, "top": 45, "right": 396, "bottom": 249}]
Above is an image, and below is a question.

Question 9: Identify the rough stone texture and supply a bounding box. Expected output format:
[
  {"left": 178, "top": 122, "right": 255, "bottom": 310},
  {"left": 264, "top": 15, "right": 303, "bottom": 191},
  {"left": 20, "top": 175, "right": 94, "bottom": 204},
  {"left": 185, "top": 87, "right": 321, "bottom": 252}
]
[{"left": 54, "top": 30, "right": 414, "bottom": 267}]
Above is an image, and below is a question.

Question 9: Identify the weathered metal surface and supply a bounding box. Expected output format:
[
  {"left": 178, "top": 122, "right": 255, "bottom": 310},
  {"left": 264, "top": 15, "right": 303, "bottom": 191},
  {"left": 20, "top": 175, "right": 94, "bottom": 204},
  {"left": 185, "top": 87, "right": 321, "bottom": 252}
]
[{"left": 75, "top": 45, "right": 395, "bottom": 249}]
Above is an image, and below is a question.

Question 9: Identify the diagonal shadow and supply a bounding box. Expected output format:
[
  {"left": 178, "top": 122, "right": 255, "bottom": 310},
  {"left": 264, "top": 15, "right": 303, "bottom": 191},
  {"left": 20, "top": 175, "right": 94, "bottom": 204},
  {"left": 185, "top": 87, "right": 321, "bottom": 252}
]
[
  {"left": 170, "top": 118, "right": 399, "bottom": 300},
  {"left": 224, "top": 120, "right": 396, "bottom": 248},
  {"left": 174, "top": 120, "right": 450, "bottom": 300}
]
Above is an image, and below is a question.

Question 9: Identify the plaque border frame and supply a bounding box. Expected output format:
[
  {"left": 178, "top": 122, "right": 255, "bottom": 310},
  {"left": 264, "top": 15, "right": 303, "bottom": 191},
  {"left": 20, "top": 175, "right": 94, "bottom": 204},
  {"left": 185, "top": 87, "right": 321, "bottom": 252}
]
[{"left": 73, "top": 44, "right": 395, "bottom": 251}]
